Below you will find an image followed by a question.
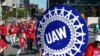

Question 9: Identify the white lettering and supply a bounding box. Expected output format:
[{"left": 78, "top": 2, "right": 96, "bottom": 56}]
[
  {"left": 45, "top": 26, "right": 67, "bottom": 44},
  {"left": 56, "top": 26, "right": 67, "bottom": 39},
  {"left": 46, "top": 33, "right": 52, "bottom": 44},
  {"left": 52, "top": 31, "right": 59, "bottom": 43}
]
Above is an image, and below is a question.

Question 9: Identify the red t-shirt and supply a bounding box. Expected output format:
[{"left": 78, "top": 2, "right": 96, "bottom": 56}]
[
  {"left": 26, "top": 27, "right": 34, "bottom": 39},
  {"left": 1, "top": 25, "right": 7, "bottom": 36},
  {"left": 10, "top": 27, "right": 17, "bottom": 34},
  {"left": 85, "top": 43, "right": 100, "bottom": 56},
  {"left": 19, "top": 27, "right": 26, "bottom": 34}
]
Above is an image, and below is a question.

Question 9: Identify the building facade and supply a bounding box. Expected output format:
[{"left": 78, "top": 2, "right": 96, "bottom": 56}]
[{"left": 20, "top": 0, "right": 30, "bottom": 7}]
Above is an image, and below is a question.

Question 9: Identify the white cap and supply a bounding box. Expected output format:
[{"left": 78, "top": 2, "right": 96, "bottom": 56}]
[{"left": 95, "top": 35, "right": 100, "bottom": 42}]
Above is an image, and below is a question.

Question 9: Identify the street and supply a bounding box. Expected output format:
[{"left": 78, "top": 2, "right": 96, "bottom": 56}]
[{"left": 4, "top": 43, "right": 38, "bottom": 56}]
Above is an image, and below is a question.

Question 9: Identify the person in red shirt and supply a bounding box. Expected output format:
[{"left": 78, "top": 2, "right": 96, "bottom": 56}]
[
  {"left": 9, "top": 24, "right": 17, "bottom": 46},
  {"left": 19, "top": 34, "right": 26, "bottom": 51},
  {"left": 19, "top": 25, "right": 26, "bottom": 39},
  {"left": 18, "top": 24, "right": 26, "bottom": 48},
  {"left": 29, "top": 22, "right": 36, "bottom": 44},
  {"left": 85, "top": 35, "right": 100, "bottom": 56},
  {"left": 26, "top": 23, "right": 35, "bottom": 52},
  {"left": 0, "top": 38, "right": 8, "bottom": 56},
  {"left": 16, "top": 35, "right": 26, "bottom": 56},
  {"left": 16, "top": 23, "right": 26, "bottom": 56},
  {"left": 0, "top": 24, "right": 7, "bottom": 43}
]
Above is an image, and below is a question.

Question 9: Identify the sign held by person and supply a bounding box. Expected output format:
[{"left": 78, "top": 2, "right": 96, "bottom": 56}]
[{"left": 37, "top": 5, "right": 88, "bottom": 56}]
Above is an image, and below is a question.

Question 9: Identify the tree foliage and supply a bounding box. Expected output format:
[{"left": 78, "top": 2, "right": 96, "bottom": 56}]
[
  {"left": 2, "top": 8, "right": 27, "bottom": 19},
  {"left": 17, "top": 9, "right": 27, "bottom": 18}
]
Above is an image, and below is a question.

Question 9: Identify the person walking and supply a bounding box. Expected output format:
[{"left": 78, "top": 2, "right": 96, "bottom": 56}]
[
  {"left": 26, "top": 24, "right": 35, "bottom": 53},
  {"left": 9, "top": 24, "right": 17, "bottom": 46}
]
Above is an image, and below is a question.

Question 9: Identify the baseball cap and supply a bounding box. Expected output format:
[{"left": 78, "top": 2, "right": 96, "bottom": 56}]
[{"left": 95, "top": 35, "right": 100, "bottom": 42}]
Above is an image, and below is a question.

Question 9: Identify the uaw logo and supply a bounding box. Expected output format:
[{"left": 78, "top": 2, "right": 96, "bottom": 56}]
[{"left": 37, "top": 5, "right": 88, "bottom": 56}]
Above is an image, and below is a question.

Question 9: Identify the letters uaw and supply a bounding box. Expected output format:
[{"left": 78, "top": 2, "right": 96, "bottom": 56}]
[{"left": 45, "top": 26, "right": 67, "bottom": 44}]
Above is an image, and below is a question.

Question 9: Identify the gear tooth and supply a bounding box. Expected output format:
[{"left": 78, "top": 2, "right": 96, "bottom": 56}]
[
  {"left": 59, "top": 49, "right": 61, "bottom": 51},
  {"left": 62, "top": 48, "right": 64, "bottom": 51}
]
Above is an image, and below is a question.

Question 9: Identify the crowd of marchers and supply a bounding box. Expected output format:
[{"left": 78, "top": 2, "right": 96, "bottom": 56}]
[{"left": 0, "top": 19, "right": 37, "bottom": 56}]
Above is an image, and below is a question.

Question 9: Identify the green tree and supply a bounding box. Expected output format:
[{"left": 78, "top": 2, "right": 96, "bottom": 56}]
[
  {"left": 17, "top": 9, "right": 27, "bottom": 18},
  {"left": 2, "top": 10, "right": 16, "bottom": 19},
  {"left": 2, "top": 8, "right": 27, "bottom": 19}
]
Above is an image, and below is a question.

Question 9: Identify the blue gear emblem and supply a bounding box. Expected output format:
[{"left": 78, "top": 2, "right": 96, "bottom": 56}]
[{"left": 37, "top": 5, "right": 88, "bottom": 56}]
